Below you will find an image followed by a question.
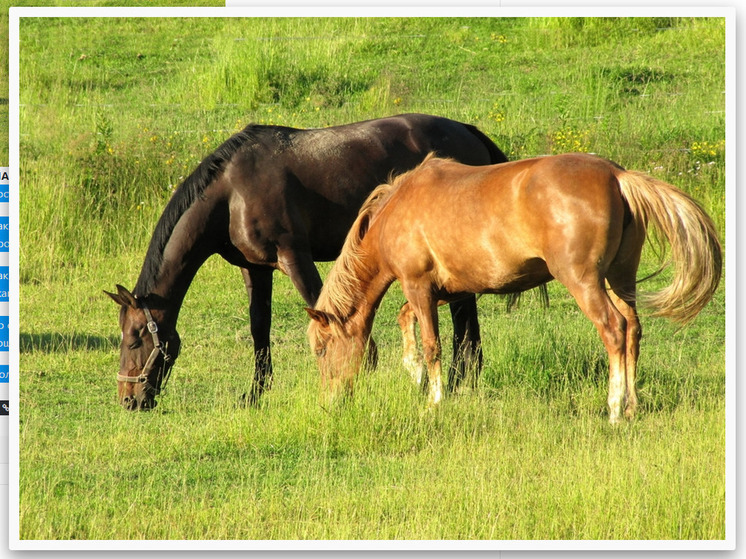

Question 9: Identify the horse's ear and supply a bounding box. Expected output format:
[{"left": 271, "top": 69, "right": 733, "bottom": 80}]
[
  {"left": 305, "top": 308, "right": 334, "bottom": 328},
  {"left": 103, "top": 289, "right": 123, "bottom": 306},
  {"left": 104, "top": 285, "right": 138, "bottom": 308},
  {"left": 356, "top": 214, "right": 370, "bottom": 242}
]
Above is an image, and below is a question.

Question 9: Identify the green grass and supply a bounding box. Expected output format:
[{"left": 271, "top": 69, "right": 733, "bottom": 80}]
[
  {"left": 20, "top": 257, "right": 726, "bottom": 541},
  {"left": 17, "top": 16, "right": 726, "bottom": 542},
  {"left": 17, "top": 16, "right": 726, "bottom": 283}
]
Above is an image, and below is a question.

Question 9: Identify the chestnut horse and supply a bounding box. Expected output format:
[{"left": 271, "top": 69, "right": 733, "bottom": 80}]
[
  {"left": 105, "top": 114, "right": 508, "bottom": 410},
  {"left": 307, "top": 153, "right": 722, "bottom": 423}
]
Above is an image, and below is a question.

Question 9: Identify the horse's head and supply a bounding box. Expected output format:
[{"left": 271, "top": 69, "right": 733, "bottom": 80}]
[
  {"left": 105, "top": 285, "right": 181, "bottom": 411},
  {"left": 306, "top": 308, "right": 374, "bottom": 404}
]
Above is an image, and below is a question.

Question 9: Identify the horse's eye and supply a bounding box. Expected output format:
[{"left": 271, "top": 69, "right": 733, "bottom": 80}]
[{"left": 315, "top": 347, "right": 326, "bottom": 358}]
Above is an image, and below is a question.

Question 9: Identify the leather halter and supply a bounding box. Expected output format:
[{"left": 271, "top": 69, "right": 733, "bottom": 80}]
[{"left": 116, "top": 303, "right": 175, "bottom": 391}]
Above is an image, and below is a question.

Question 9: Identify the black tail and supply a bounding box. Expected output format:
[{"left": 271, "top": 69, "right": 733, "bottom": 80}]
[{"left": 463, "top": 123, "right": 509, "bottom": 164}]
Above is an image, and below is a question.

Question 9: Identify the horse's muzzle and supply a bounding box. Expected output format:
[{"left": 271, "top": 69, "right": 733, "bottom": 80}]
[{"left": 121, "top": 393, "right": 157, "bottom": 411}]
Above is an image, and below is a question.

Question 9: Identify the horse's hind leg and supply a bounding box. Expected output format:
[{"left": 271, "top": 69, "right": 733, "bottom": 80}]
[
  {"left": 606, "top": 225, "right": 645, "bottom": 420},
  {"left": 561, "top": 275, "right": 629, "bottom": 424},
  {"left": 241, "top": 265, "right": 274, "bottom": 406},
  {"left": 607, "top": 283, "right": 641, "bottom": 420},
  {"left": 448, "top": 295, "right": 483, "bottom": 392}
]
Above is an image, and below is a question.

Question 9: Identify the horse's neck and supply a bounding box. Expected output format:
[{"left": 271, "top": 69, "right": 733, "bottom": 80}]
[
  {"left": 352, "top": 275, "right": 391, "bottom": 341},
  {"left": 322, "top": 263, "right": 392, "bottom": 341},
  {"left": 134, "top": 196, "right": 222, "bottom": 324}
]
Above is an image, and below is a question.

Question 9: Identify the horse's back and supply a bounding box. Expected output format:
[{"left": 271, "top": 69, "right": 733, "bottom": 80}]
[
  {"left": 380, "top": 113, "right": 507, "bottom": 165},
  {"left": 408, "top": 153, "right": 625, "bottom": 216},
  {"left": 287, "top": 113, "right": 503, "bottom": 172}
]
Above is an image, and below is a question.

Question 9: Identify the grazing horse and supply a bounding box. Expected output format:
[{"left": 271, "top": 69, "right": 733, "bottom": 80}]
[
  {"left": 105, "top": 114, "right": 508, "bottom": 410},
  {"left": 306, "top": 153, "right": 722, "bottom": 423}
]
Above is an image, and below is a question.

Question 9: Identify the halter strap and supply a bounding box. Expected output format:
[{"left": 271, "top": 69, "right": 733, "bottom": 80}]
[{"left": 117, "top": 302, "right": 175, "bottom": 390}]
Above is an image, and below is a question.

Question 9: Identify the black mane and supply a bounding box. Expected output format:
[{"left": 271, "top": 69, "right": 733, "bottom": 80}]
[{"left": 133, "top": 125, "right": 263, "bottom": 297}]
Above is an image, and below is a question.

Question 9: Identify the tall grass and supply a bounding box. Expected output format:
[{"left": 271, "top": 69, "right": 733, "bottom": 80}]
[
  {"left": 17, "top": 16, "right": 727, "bottom": 542},
  {"left": 19, "top": 257, "right": 726, "bottom": 540},
  {"left": 17, "top": 16, "right": 725, "bottom": 283}
]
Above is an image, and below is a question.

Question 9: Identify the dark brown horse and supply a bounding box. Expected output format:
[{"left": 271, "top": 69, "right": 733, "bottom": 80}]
[
  {"left": 307, "top": 153, "right": 722, "bottom": 423},
  {"left": 106, "top": 114, "right": 508, "bottom": 410}
]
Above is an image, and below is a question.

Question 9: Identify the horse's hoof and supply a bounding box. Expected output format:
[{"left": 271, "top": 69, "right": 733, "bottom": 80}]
[{"left": 237, "top": 391, "right": 260, "bottom": 408}]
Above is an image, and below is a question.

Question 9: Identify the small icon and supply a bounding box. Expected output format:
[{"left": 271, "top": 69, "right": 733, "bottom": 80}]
[{"left": 0, "top": 401, "right": 8, "bottom": 415}]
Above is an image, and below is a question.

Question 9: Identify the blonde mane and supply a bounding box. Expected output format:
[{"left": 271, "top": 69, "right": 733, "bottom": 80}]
[
  {"left": 315, "top": 153, "right": 440, "bottom": 319},
  {"left": 315, "top": 181, "right": 396, "bottom": 319}
]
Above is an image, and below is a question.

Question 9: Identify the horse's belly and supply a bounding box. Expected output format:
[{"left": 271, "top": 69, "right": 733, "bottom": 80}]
[{"left": 438, "top": 254, "right": 550, "bottom": 295}]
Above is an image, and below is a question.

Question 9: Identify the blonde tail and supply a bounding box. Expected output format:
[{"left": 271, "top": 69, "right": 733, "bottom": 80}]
[{"left": 617, "top": 171, "right": 722, "bottom": 324}]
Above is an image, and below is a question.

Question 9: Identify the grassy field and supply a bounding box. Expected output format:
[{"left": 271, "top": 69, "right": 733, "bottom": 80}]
[{"left": 17, "top": 15, "right": 726, "bottom": 542}]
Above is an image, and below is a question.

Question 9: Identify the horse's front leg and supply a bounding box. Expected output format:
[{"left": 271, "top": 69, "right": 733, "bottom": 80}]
[
  {"left": 241, "top": 266, "right": 274, "bottom": 405},
  {"left": 403, "top": 287, "right": 443, "bottom": 407},
  {"left": 277, "top": 247, "right": 323, "bottom": 307},
  {"left": 397, "top": 302, "right": 424, "bottom": 386}
]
